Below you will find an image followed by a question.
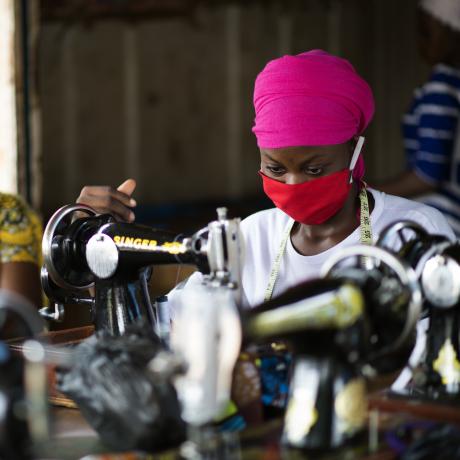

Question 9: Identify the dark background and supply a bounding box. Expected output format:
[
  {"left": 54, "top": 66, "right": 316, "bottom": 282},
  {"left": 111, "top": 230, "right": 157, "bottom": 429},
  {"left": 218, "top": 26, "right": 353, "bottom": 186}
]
[{"left": 38, "top": 0, "right": 427, "bottom": 227}]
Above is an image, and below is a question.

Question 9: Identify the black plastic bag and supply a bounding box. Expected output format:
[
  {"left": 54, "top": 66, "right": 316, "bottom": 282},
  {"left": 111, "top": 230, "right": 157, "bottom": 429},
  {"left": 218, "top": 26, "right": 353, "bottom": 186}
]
[{"left": 57, "top": 326, "right": 186, "bottom": 452}]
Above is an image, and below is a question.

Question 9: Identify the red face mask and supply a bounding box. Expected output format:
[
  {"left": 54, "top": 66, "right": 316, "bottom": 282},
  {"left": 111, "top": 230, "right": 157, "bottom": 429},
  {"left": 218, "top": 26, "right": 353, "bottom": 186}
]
[
  {"left": 260, "top": 169, "right": 352, "bottom": 225},
  {"left": 260, "top": 137, "right": 365, "bottom": 225}
]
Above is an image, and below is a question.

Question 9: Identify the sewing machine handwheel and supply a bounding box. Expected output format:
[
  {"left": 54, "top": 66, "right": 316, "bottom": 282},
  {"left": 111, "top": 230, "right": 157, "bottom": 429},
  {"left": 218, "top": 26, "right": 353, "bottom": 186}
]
[
  {"left": 377, "top": 220, "right": 429, "bottom": 253},
  {"left": 42, "top": 204, "right": 97, "bottom": 290},
  {"left": 378, "top": 220, "right": 453, "bottom": 280},
  {"left": 320, "top": 245, "right": 422, "bottom": 362}
]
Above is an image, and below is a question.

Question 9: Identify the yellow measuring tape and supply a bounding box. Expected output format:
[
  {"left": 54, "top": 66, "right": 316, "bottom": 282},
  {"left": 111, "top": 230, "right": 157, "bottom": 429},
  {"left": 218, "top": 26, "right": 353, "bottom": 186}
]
[
  {"left": 359, "top": 185, "right": 372, "bottom": 246},
  {"left": 264, "top": 186, "right": 373, "bottom": 302}
]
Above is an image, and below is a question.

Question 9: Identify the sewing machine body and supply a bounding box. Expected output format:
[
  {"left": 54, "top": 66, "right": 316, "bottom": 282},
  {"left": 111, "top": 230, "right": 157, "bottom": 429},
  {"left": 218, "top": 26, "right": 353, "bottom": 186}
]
[
  {"left": 41, "top": 204, "right": 244, "bottom": 435},
  {"left": 378, "top": 221, "right": 460, "bottom": 399},
  {"left": 41, "top": 204, "right": 242, "bottom": 334},
  {"left": 244, "top": 244, "right": 422, "bottom": 451}
]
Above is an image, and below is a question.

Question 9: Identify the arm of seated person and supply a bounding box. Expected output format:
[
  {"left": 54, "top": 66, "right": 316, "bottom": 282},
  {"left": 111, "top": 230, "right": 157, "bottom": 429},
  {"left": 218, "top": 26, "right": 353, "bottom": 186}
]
[
  {"left": 0, "top": 261, "right": 42, "bottom": 339},
  {"left": 374, "top": 169, "right": 437, "bottom": 197},
  {"left": 0, "top": 261, "right": 42, "bottom": 307},
  {"left": 0, "top": 193, "right": 43, "bottom": 310}
]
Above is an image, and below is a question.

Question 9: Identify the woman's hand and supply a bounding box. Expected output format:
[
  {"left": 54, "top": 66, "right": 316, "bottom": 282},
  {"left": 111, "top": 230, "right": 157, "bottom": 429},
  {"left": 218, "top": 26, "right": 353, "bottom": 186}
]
[{"left": 76, "top": 179, "right": 137, "bottom": 222}]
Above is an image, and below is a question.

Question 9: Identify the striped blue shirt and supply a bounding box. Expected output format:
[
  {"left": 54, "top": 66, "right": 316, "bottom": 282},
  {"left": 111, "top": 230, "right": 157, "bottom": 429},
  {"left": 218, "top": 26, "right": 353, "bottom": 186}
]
[{"left": 403, "top": 63, "right": 460, "bottom": 235}]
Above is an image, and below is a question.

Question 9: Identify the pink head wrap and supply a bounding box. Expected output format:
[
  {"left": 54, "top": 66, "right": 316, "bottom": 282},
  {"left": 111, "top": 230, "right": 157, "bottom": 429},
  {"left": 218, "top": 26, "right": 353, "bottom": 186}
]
[{"left": 252, "top": 50, "right": 375, "bottom": 180}]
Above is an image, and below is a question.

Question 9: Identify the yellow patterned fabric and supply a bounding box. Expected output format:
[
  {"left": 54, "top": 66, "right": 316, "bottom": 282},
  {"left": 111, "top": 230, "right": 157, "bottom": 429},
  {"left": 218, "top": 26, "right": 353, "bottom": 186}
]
[{"left": 0, "top": 193, "right": 42, "bottom": 266}]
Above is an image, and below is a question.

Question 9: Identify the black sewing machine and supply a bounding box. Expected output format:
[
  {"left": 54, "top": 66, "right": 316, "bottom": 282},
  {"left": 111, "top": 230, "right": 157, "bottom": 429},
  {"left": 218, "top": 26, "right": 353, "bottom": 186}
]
[
  {"left": 244, "top": 244, "right": 422, "bottom": 451},
  {"left": 40, "top": 203, "right": 244, "bottom": 451},
  {"left": 378, "top": 221, "right": 460, "bottom": 399},
  {"left": 40, "top": 204, "right": 243, "bottom": 336}
]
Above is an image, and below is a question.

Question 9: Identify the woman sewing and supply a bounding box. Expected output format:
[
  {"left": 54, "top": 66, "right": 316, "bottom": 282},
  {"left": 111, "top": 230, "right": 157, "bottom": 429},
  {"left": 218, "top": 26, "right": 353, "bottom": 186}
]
[
  {"left": 77, "top": 49, "right": 455, "bottom": 307},
  {"left": 75, "top": 49, "right": 456, "bottom": 427}
]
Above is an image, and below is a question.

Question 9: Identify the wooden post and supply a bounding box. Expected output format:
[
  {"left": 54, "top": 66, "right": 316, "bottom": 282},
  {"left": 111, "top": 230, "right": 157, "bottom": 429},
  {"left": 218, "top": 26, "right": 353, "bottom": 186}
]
[{"left": 14, "top": 0, "right": 41, "bottom": 208}]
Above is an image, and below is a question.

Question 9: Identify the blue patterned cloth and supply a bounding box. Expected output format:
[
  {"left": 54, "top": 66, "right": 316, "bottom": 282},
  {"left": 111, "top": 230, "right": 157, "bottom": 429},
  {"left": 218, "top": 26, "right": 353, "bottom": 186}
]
[{"left": 256, "top": 347, "right": 292, "bottom": 410}]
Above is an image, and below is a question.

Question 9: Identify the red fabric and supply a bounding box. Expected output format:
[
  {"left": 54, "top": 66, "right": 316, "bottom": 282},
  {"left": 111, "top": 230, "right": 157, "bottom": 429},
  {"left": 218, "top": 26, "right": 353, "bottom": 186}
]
[{"left": 260, "top": 170, "right": 352, "bottom": 225}]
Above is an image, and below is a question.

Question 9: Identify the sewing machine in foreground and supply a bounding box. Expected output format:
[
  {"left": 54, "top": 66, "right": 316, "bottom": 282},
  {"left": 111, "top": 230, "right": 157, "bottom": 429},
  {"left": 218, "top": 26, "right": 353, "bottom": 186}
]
[
  {"left": 40, "top": 204, "right": 243, "bottom": 336},
  {"left": 39, "top": 204, "right": 244, "bottom": 453},
  {"left": 378, "top": 221, "right": 460, "bottom": 400},
  {"left": 244, "top": 244, "right": 422, "bottom": 451}
]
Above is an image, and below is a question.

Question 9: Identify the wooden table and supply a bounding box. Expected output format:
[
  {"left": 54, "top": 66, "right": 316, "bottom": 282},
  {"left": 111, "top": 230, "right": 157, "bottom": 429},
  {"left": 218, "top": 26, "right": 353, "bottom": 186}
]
[
  {"left": 34, "top": 407, "right": 396, "bottom": 460},
  {"left": 39, "top": 390, "right": 460, "bottom": 460},
  {"left": 36, "top": 408, "right": 105, "bottom": 460},
  {"left": 369, "top": 390, "right": 460, "bottom": 425}
]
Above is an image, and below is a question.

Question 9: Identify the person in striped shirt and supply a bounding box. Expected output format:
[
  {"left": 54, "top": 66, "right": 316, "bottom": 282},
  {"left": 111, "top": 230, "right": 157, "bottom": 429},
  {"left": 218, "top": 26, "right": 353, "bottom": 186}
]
[{"left": 378, "top": 0, "right": 460, "bottom": 235}]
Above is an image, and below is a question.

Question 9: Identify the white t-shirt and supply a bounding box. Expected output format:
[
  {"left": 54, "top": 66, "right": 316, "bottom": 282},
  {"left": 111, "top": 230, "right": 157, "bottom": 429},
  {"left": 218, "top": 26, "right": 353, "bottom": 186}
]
[
  {"left": 170, "top": 189, "right": 455, "bottom": 311},
  {"left": 240, "top": 188, "right": 455, "bottom": 307}
]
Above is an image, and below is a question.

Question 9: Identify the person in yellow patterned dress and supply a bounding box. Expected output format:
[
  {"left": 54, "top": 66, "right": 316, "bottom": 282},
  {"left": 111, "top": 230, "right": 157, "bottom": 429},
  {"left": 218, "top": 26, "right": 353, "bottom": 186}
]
[{"left": 0, "top": 192, "right": 42, "bottom": 307}]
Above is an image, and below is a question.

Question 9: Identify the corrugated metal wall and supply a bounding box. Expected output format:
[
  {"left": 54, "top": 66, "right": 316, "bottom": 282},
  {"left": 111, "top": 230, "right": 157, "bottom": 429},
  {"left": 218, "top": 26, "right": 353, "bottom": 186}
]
[{"left": 39, "top": 0, "right": 428, "bottom": 217}]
